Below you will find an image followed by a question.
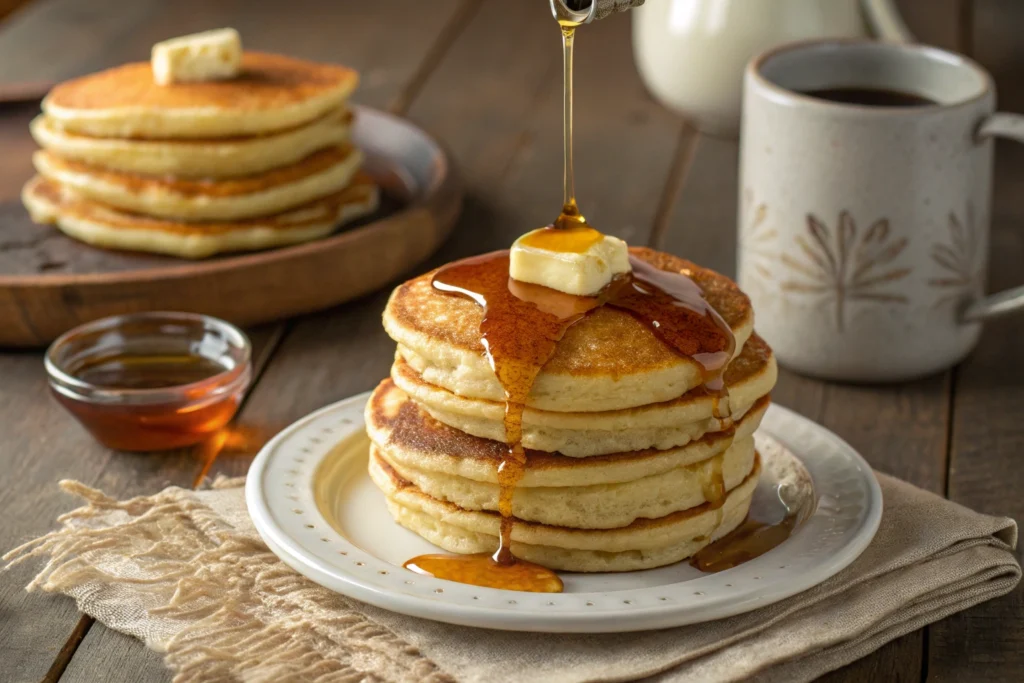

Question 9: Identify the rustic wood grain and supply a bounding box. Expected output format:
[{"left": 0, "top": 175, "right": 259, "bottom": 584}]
[
  {"left": 0, "top": 0, "right": 469, "bottom": 347},
  {"left": 0, "top": 351, "right": 195, "bottom": 683},
  {"left": 661, "top": 132, "right": 951, "bottom": 682},
  {"left": 2, "top": 1, "right": 1021, "bottom": 682},
  {"left": 972, "top": 0, "right": 1024, "bottom": 112},
  {"left": 0, "top": 0, "right": 472, "bottom": 680},
  {"left": 657, "top": 58, "right": 952, "bottom": 683},
  {"left": 210, "top": 0, "right": 692, "bottom": 482},
  {"left": 647, "top": 123, "right": 700, "bottom": 251},
  {"left": 894, "top": 0, "right": 964, "bottom": 49},
  {"left": 41, "top": 616, "right": 91, "bottom": 683},
  {"left": 0, "top": 0, "right": 165, "bottom": 84},
  {"left": 0, "top": 150, "right": 460, "bottom": 347},
  {"left": 0, "top": 324, "right": 279, "bottom": 683},
  {"left": 926, "top": 31, "right": 1024, "bottom": 676},
  {"left": 59, "top": 621, "right": 169, "bottom": 683},
  {"left": 665, "top": 4, "right": 991, "bottom": 680},
  {"left": 657, "top": 135, "right": 740, "bottom": 277}
]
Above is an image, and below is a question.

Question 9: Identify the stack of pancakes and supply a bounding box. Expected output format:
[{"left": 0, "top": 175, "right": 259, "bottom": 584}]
[
  {"left": 367, "top": 248, "right": 778, "bottom": 572},
  {"left": 23, "top": 53, "right": 379, "bottom": 258}
]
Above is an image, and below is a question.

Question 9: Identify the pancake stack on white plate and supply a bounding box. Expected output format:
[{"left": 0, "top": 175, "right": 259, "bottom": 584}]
[
  {"left": 23, "top": 48, "right": 379, "bottom": 258},
  {"left": 366, "top": 247, "right": 779, "bottom": 572}
]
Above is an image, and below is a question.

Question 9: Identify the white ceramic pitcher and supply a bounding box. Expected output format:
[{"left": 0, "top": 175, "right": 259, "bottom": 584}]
[{"left": 633, "top": 0, "right": 913, "bottom": 137}]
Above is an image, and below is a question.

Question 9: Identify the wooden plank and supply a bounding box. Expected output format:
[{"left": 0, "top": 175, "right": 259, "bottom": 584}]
[
  {"left": 925, "top": 44, "right": 1024, "bottom": 678},
  {"left": 54, "top": 624, "right": 169, "bottom": 683},
  {"left": 658, "top": 3, "right": 972, "bottom": 677},
  {"left": 659, "top": 134, "right": 948, "bottom": 683},
  {"left": 406, "top": 0, "right": 685, "bottom": 254},
  {"left": 0, "top": 0, "right": 165, "bottom": 83},
  {"left": 657, "top": 136, "right": 740, "bottom": 277},
  {"left": 205, "top": 4, "right": 966, "bottom": 683},
  {"left": 0, "top": 323, "right": 278, "bottom": 683},
  {"left": 818, "top": 635, "right": 924, "bottom": 683},
  {"left": 972, "top": 0, "right": 1024, "bottom": 111},
  {"left": 0, "top": 360, "right": 200, "bottom": 683},
  {"left": 894, "top": 0, "right": 963, "bottom": 50},
  {"left": 0, "top": 9, "right": 290, "bottom": 680},
  {"left": 210, "top": 0, "right": 693, "bottom": 484},
  {"left": 47, "top": 1, "right": 473, "bottom": 682},
  {"left": 925, "top": 5, "right": 1024, "bottom": 680}
]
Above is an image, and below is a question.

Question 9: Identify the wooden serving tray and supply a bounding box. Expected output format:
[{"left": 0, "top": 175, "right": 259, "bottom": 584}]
[{"left": 0, "top": 106, "right": 462, "bottom": 347}]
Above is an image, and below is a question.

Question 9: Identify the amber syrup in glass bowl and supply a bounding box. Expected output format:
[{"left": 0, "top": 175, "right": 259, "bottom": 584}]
[{"left": 45, "top": 312, "right": 252, "bottom": 452}]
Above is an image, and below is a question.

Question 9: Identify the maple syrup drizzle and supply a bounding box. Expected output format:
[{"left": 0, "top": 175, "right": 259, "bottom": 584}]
[
  {"left": 690, "top": 512, "right": 799, "bottom": 573},
  {"left": 403, "top": 552, "right": 564, "bottom": 593},
  {"left": 698, "top": 453, "right": 728, "bottom": 530},
  {"left": 401, "top": 6, "right": 743, "bottom": 592},
  {"left": 554, "top": 15, "right": 587, "bottom": 232},
  {"left": 518, "top": 224, "right": 604, "bottom": 253},
  {"left": 404, "top": 252, "right": 735, "bottom": 591}
]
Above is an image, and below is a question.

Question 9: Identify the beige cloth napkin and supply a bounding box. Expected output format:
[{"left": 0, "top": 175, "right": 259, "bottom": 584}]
[{"left": 4, "top": 473, "right": 1019, "bottom": 683}]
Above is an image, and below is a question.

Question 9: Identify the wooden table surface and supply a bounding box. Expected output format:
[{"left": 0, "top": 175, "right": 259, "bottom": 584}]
[{"left": 0, "top": 1, "right": 1021, "bottom": 681}]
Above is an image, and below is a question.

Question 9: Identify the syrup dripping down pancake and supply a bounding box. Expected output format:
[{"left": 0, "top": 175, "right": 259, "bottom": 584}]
[
  {"left": 366, "top": 378, "right": 767, "bottom": 529},
  {"left": 370, "top": 449, "right": 760, "bottom": 573},
  {"left": 383, "top": 248, "right": 756, "bottom": 413},
  {"left": 391, "top": 334, "right": 776, "bottom": 456}
]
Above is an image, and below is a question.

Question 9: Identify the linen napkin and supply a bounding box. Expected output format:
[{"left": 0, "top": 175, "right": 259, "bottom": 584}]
[{"left": 4, "top": 473, "right": 1019, "bottom": 683}]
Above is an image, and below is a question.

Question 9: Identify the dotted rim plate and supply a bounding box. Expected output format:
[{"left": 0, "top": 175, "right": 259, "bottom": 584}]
[{"left": 245, "top": 392, "right": 882, "bottom": 633}]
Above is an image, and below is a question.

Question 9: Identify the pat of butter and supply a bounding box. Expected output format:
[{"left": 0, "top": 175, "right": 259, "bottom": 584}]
[
  {"left": 510, "top": 227, "right": 630, "bottom": 296},
  {"left": 152, "top": 28, "right": 242, "bottom": 85}
]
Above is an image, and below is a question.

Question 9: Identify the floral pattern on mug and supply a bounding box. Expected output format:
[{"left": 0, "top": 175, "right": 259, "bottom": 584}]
[
  {"left": 779, "top": 211, "right": 911, "bottom": 331},
  {"left": 740, "top": 187, "right": 776, "bottom": 281},
  {"left": 929, "top": 205, "right": 982, "bottom": 309}
]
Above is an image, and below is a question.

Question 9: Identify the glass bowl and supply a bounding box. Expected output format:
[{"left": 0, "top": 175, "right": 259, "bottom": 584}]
[{"left": 45, "top": 311, "right": 252, "bottom": 452}]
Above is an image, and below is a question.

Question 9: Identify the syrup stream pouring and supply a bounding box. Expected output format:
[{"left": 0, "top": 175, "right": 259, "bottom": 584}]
[{"left": 404, "top": 0, "right": 743, "bottom": 593}]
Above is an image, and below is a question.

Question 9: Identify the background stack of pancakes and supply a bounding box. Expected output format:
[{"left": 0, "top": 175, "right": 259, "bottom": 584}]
[
  {"left": 367, "top": 248, "right": 779, "bottom": 572},
  {"left": 22, "top": 52, "right": 378, "bottom": 258}
]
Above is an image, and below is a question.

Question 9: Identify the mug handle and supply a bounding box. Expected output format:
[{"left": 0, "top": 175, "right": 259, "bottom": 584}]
[{"left": 962, "top": 114, "right": 1024, "bottom": 322}]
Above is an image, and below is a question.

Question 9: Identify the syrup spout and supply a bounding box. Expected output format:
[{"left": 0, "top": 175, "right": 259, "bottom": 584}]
[{"left": 549, "top": 0, "right": 646, "bottom": 24}]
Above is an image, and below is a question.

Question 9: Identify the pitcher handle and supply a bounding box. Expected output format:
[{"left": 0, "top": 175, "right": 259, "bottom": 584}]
[
  {"left": 861, "top": 0, "right": 914, "bottom": 43},
  {"left": 962, "top": 114, "right": 1024, "bottom": 322}
]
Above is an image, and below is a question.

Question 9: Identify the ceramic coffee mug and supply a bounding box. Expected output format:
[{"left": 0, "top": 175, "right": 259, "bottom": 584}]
[{"left": 738, "top": 40, "right": 1024, "bottom": 381}]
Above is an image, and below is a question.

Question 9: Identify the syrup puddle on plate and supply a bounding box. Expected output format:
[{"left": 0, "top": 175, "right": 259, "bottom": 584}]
[{"left": 313, "top": 430, "right": 815, "bottom": 594}]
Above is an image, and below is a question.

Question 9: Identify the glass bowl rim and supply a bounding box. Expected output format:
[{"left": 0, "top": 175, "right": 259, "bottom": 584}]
[{"left": 45, "top": 311, "right": 252, "bottom": 406}]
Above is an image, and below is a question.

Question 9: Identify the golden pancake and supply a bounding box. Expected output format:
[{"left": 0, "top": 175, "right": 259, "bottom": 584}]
[
  {"left": 391, "top": 333, "right": 776, "bottom": 456},
  {"left": 367, "top": 240, "right": 777, "bottom": 573},
  {"left": 30, "top": 108, "right": 352, "bottom": 178},
  {"left": 22, "top": 173, "right": 379, "bottom": 259},
  {"left": 367, "top": 377, "right": 764, "bottom": 528},
  {"left": 43, "top": 52, "right": 358, "bottom": 139},
  {"left": 383, "top": 247, "right": 755, "bottom": 413},
  {"left": 370, "top": 451, "right": 759, "bottom": 572},
  {"left": 365, "top": 376, "right": 768, "bottom": 487},
  {"left": 33, "top": 145, "right": 363, "bottom": 220},
  {"left": 372, "top": 439, "right": 754, "bottom": 529}
]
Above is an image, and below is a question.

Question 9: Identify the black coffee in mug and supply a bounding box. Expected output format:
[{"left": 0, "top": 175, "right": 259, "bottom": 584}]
[{"left": 801, "top": 87, "right": 936, "bottom": 107}]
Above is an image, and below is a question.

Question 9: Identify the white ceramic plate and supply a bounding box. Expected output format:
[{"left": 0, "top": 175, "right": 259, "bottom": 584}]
[{"left": 246, "top": 392, "right": 882, "bottom": 633}]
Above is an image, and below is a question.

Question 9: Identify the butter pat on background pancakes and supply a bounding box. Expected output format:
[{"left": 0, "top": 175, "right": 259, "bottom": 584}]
[
  {"left": 23, "top": 29, "right": 378, "bottom": 259},
  {"left": 152, "top": 28, "right": 243, "bottom": 85},
  {"left": 41, "top": 52, "right": 359, "bottom": 139}
]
